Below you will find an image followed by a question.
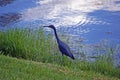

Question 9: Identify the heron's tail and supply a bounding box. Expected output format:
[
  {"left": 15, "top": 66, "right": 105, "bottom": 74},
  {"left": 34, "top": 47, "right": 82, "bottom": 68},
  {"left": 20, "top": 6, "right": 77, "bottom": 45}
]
[{"left": 71, "top": 55, "right": 75, "bottom": 60}]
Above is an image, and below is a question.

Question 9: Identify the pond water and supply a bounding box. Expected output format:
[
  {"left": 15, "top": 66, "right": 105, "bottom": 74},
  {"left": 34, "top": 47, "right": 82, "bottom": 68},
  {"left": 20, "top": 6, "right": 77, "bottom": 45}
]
[{"left": 0, "top": 0, "right": 120, "bottom": 66}]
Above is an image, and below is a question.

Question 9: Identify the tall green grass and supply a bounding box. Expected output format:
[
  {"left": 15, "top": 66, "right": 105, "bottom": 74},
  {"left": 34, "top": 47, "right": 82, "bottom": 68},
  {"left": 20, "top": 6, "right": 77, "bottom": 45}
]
[
  {"left": 0, "top": 28, "right": 120, "bottom": 78},
  {"left": 0, "top": 28, "right": 60, "bottom": 62}
]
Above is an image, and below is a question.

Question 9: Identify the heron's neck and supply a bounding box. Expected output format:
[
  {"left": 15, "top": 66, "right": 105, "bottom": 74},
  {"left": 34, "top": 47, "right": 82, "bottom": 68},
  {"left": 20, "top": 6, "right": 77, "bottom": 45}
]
[{"left": 53, "top": 28, "right": 60, "bottom": 43}]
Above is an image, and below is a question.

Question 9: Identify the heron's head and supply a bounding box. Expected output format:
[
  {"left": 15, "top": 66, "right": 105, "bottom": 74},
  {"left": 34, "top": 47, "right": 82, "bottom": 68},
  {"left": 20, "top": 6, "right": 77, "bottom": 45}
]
[{"left": 43, "top": 25, "right": 55, "bottom": 29}]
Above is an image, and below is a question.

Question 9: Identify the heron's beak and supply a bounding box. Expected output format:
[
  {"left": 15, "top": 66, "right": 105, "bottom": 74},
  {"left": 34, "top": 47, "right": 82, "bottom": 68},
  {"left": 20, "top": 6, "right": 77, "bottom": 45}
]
[{"left": 43, "top": 26, "right": 49, "bottom": 27}]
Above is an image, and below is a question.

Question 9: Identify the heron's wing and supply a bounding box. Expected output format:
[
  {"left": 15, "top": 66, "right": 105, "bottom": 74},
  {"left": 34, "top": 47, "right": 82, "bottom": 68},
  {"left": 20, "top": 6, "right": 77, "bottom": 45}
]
[{"left": 58, "top": 41, "right": 72, "bottom": 56}]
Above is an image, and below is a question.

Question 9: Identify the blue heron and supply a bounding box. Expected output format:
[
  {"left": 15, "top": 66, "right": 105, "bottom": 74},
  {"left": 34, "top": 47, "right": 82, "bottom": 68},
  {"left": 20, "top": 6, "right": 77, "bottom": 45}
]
[{"left": 43, "top": 25, "right": 75, "bottom": 60}]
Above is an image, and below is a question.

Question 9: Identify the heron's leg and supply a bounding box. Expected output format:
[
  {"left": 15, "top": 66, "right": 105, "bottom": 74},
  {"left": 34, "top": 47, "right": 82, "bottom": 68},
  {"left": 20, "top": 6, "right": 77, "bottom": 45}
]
[{"left": 61, "top": 54, "right": 64, "bottom": 65}]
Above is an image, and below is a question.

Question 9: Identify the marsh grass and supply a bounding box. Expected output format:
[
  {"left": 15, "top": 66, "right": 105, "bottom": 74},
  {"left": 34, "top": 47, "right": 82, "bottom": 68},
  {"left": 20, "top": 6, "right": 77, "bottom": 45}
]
[
  {"left": 0, "top": 28, "right": 120, "bottom": 78},
  {"left": 0, "top": 28, "right": 59, "bottom": 62}
]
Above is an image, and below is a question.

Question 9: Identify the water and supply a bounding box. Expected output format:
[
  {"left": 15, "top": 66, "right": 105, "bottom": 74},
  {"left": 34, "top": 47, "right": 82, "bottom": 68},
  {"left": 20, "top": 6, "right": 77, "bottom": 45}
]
[{"left": 0, "top": 0, "right": 120, "bottom": 65}]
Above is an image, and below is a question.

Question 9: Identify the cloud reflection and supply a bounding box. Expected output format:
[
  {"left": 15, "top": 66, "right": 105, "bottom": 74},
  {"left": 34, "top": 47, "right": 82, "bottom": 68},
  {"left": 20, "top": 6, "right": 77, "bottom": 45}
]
[{"left": 22, "top": 0, "right": 120, "bottom": 27}]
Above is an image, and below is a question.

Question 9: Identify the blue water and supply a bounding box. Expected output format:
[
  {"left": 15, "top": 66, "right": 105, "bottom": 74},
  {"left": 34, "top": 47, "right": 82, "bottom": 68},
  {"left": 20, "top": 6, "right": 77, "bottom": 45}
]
[
  {"left": 0, "top": 0, "right": 120, "bottom": 65},
  {"left": 0, "top": 0, "right": 120, "bottom": 44}
]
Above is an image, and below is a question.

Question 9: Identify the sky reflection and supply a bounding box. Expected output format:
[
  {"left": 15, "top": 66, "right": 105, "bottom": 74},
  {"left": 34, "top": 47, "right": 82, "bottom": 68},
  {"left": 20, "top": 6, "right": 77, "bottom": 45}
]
[{"left": 22, "top": 0, "right": 120, "bottom": 27}]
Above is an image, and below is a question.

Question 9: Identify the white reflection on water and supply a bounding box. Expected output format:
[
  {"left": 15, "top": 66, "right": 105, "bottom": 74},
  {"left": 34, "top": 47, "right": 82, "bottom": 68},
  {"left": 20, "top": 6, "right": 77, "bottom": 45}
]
[{"left": 22, "top": 0, "right": 120, "bottom": 27}]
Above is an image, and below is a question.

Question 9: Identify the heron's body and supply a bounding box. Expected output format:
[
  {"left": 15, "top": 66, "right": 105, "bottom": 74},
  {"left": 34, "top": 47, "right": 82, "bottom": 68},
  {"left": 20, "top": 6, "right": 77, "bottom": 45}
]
[
  {"left": 58, "top": 40, "right": 75, "bottom": 59},
  {"left": 44, "top": 25, "right": 75, "bottom": 60}
]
